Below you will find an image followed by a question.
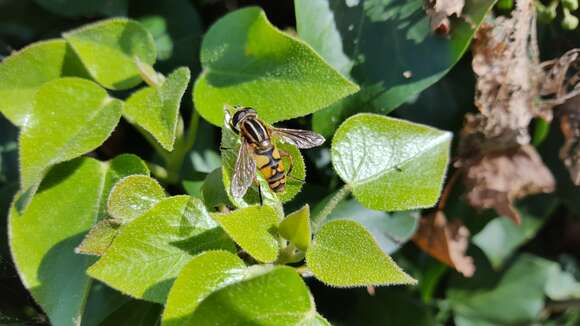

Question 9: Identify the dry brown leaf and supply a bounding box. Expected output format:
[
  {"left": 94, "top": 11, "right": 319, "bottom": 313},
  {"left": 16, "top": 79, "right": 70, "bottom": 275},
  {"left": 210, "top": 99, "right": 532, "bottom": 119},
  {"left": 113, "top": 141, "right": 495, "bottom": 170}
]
[
  {"left": 426, "top": 0, "right": 465, "bottom": 34},
  {"left": 454, "top": 0, "right": 567, "bottom": 222},
  {"left": 461, "top": 145, "right": 555, "bottom": 224},
  {"left": 413, "top": 211, "right": 475, "bottom": 277},
  {"left": 465, "top": 0, "right": 540, "bottom": 151},
  {"left": 541, "top": 49, "right": 580, "bottom": 109},
  {"left": 560, "top": 103, "right": 580, "bottom": 185}
]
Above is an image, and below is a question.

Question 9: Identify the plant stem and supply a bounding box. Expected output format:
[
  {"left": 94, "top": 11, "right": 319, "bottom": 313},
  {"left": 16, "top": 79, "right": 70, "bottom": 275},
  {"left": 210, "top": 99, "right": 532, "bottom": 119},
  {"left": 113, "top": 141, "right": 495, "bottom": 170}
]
[
  {"left": 313, "top": 184, "right": 351, "bottom": 231},
  {"left": 165, "top": 110, "right": 200, "bottom": 184}
]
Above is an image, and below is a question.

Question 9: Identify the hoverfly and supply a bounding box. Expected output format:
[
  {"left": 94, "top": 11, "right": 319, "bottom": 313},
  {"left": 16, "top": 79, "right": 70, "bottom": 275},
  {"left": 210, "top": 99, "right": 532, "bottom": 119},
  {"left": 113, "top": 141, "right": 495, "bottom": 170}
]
[{"left": 227, "top": 106, "right": 325, "bottom": 199}]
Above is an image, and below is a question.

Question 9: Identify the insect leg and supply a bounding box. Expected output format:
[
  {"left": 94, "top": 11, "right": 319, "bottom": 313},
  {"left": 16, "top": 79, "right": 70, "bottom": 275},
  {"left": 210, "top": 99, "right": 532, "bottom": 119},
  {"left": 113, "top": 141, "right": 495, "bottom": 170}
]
[{"left": 258, "top": 183, "right": 263, "bottom": 206}]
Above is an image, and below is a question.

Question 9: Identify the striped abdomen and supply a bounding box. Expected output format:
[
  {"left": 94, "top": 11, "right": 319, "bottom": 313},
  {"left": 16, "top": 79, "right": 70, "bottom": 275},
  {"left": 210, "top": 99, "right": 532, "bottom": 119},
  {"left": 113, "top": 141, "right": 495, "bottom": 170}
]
[
  {"left": 254, "top": 146, "right": 286, "bottom": 193},
  {"left": 239, "top": 117, "right": 286, "bottom": 193}
]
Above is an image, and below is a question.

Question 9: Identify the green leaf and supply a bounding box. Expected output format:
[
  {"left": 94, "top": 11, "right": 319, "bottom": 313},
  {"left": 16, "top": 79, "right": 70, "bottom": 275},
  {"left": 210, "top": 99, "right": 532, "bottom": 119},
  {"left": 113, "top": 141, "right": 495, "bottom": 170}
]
[
  {"left": 279, "top": 204, "right": 311, "bottom": 251},
  {"left": 19, "top": 77, "right": 122, "bottom": 190},
  {"left": 473, "top": 195, "right": 558, "bottom": 269},
  {"left": 212, "top": 205, "right": 280, "bottom": 263},
  {"left": 107, "top": 175, "right": 167, "bottom": 222},
  {"left": 545, "top": 263, "right": 580, "bottom": 301},
  {"left": 76, "top": 219, "right": 121, "bottom": 256},
  {"left": 297, "top": 314, "right": 331, "bottom": 326},
  {"left": 294, "top": 0, "right": 352, "bottom": 76},
  {"left": 81, "top": 282, "right": 131, "bottom": 326},
  {"left": 9, "top": 155, "right": 147, "bottom": 326},
  {"left": 201, "top": 168, "right": 232, "bottom": 210},
  {"left": 63, "top": 18, "right": 157, "bottom": 90},
  {"left": 297, "top": 0, "right": 495, "bottom": 133},
  {"left": 100, "top": 300, "right": 162, "bottom": 326},
  {"left": 34, "top": 0, "right": 128, "bottom": 17},
  {"left": 306, "top": 219, "right": 416, "bottom": 287},
  {"left": 124, "top": 67, "right": 190, "bottom": 151},
  {"left": 139, "top": 16, "right": 173, "bottom": 61},
  {"left": 163, "top": 257, "right": 316, "bottom": 326},
  {"left": 162, "top": 250, "right": 246, "bottom": 325},
  {"left": 78, "top": 174, "right": 167, "bottom": 256},
  {"left": 331, "top": 113, "right": 451, "bottom": 211},
  {"left": 327, "top": 200, "right": 419, "bottom": 254},
  {"left": 88, "top": 195, "right": 235, "bottom": 303},
  {"left": 448, "top": 253, "right": 555, "bottom": 325},
  {"left": 276, "top": 141, "right": 307, "bottom": 203},
  {"left": 0, "top": 39, "right": 87, "bottom": 126},
  {"left": 133, "top": 0, "right": 203, "bottom": 70},
  {"left": 193, "top": 7, "right": 359, "bottom": 126}
]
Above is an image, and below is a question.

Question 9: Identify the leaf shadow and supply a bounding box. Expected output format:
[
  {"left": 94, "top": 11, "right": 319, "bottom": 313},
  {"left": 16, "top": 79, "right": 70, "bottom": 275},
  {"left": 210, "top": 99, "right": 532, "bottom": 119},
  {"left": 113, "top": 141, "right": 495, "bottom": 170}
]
[{"left": 30, "top": 231, "right": 96, "bottom": 324}]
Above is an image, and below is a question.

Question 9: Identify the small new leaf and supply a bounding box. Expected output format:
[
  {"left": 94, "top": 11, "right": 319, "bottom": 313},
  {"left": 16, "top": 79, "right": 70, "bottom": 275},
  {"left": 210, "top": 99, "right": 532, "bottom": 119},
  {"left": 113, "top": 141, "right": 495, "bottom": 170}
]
[
  {"left": 212, "top": 205, "right": 280, "bottom": 263},
  {"left": 107, "top": 175, "right": 167, "bottom": 222},
  {"left": 279, "top": 204, "right": 311, "bottom": 251},
  {"left": 124, "top": 67, "right": 190, "bottom": 151}
]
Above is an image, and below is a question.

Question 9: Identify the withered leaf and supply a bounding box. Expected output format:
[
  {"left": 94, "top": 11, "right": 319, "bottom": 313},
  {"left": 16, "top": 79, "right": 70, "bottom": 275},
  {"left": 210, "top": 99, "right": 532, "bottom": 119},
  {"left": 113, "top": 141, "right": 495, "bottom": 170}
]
[
  {"left": 540, "top": 49, "right": 580, "bottom": 109},
  {"left": 462, "top": 145, "right": 555, "bottom": 224},
  {"left": 413, "top": 211, "right": 475, "bottom": 277},
  {"left": 560, "top": 103, "right": 580, "bottom": 185},
  {"left": 465, "top": 0, "right": 540, "bottom": 153},
  {"left": 425, "top": 0, "right": 465, "bottom": 34}
]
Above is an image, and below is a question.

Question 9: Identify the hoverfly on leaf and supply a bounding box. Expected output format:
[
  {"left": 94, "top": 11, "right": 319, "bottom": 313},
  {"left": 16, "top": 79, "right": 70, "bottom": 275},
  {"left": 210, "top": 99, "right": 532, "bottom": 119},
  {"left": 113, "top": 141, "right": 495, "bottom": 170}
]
[{"left": 226, "top": 106, "right": 325, "bottom": 199}]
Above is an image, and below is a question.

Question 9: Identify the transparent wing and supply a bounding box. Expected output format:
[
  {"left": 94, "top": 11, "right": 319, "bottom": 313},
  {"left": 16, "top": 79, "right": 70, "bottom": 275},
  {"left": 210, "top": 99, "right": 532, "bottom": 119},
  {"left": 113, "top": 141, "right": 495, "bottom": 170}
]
[
  {"left": 271, "top": 127, "right": 325, "bottom": 149},
  {"left": 231, "top": 140, "right": 256, "bottom": 198}
]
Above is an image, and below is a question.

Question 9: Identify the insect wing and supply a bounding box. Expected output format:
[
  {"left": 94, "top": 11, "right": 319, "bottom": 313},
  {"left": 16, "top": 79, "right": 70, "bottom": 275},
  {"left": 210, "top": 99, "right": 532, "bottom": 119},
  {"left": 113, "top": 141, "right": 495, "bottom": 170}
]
[
  {"left": 231, "top": 140, "right": 256, "bottom": 198},
  {"left": 271, "top": 127, "right": 325, "bottom": 149}
]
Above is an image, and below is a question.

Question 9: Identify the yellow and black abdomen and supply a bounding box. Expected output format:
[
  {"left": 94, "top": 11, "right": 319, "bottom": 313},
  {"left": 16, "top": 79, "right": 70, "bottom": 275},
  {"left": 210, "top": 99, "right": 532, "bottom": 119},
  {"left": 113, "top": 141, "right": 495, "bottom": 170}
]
[{"left": 253, "top": 146, "right": 286, "bottom": 193}]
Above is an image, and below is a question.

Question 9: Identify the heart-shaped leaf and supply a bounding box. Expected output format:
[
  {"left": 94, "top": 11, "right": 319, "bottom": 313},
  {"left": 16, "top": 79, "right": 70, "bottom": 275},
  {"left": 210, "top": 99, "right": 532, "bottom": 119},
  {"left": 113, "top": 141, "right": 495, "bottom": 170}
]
[
  {"left": 296, "top": 0, "right": 496, "bottom": 135},
  {"left": 124, "top": 67, "right": 190, "bottom": 151},
  {"left": 326, "top": 200, "right": 419, "bottom": 254},
  {"left": 212, "top": 205, "right": 280, "bottom": 263},
  {"left": 279, "top": 204, "right": 311, "bottom": 251},
  {"left": 0, "top": 40, "right": 88, "bottom": 126},
  {"left": 88, "top": 195, "right": 235, "bottom": 303},
  {"left": 163, "top": 256, "right": 316, "bottom": 326},
  {"left": 63, "top": 18, "right": 157, "bottom": 90},
  {"left": 306, "top": 219, "right": 416, "bottom": 287},
  {"left": 331, "top": 113, "right": 451, "bottom": 211},
  {"left": 19, "top": 77, "right": 123, "bottom": 190},
  {"left": 107, "top": 175, "right": 167, "bottom": 222},
  {"left": 193, "top": 7, "right": 359, "bottom": 126},
  {"left": 9, "top": 155, "right": 148, "bottom": 326}
]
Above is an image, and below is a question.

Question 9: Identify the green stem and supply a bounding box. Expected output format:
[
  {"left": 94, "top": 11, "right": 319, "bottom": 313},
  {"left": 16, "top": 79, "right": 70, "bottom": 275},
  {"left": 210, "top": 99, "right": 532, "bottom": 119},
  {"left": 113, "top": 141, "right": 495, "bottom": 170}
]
[
  {"left": 165, "top": 110, "right": 200, "bottom": 184},
  {"left": 313, "top": 184, "right": 352, "bottom": 231}
]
